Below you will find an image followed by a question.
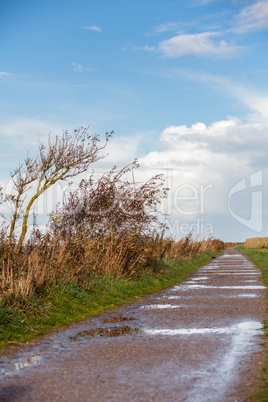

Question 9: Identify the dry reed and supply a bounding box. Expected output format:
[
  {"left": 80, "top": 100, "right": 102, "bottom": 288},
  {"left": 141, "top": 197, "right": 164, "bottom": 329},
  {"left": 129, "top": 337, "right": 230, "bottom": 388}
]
[{"left": 0, "top": 231, "right": 224, "bottom": 301}]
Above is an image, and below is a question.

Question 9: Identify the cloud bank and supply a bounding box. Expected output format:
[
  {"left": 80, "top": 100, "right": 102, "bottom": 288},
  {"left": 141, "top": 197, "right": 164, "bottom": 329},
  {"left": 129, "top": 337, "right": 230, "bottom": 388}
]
[{"left": 141, "top": 118, "right": 268, "bottom": 170}]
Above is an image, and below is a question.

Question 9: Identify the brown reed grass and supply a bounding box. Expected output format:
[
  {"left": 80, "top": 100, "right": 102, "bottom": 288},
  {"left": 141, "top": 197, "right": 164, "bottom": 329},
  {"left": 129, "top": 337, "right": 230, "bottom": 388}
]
[{"left": 0, "top": 231, "right": 224, "bottom": 302}]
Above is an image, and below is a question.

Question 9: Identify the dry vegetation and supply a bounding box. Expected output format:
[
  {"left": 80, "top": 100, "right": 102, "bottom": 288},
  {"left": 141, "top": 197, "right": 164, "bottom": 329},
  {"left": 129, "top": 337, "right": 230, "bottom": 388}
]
[
  {"left": 0, "top": 128, "right": 224, "bottom": 305},
  {"left": 244, "top": 237, "right": 268, "bottom": 249},
  {"left": 0, "top": 230, "right": 223, "bottom": 303}
]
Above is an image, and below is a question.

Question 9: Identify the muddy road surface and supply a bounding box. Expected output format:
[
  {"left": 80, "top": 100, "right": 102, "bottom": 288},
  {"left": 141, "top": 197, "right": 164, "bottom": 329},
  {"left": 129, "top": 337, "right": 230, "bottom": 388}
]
[{"left": 0, "top": 248, "right": 267, "bottom": 401}]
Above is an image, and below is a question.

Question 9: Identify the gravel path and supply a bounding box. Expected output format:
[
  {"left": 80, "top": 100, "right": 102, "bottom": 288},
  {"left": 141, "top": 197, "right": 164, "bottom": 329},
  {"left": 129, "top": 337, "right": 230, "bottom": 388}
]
[{"left": 0, "top": 248, "right": 267, "bottom": 401}]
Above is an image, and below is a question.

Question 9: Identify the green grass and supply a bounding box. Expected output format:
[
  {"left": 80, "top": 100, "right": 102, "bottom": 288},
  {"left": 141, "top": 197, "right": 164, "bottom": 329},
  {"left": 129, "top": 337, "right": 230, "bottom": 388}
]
[
  {"left": 0, "top": 252, "right": 214, "bottom": 348},
  {"left": 237, "top": 245, "right": 268, "bottom": 401}
]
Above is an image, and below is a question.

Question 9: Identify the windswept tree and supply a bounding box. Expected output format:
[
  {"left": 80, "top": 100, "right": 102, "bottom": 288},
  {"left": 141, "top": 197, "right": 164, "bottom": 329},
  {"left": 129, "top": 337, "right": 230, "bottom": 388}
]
[{"left": 7, "top": 127, "right": 112, "bottom": 250}]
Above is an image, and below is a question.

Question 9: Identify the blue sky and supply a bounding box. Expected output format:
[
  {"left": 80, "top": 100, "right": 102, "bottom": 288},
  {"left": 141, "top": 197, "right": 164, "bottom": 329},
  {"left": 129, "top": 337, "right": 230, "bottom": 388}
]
[{"left": 1, "top": 0, "right": 268, "bottom": 241}]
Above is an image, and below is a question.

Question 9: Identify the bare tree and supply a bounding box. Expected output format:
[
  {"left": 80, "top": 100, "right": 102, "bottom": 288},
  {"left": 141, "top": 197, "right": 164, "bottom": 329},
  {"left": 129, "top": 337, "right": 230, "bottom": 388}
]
[{"left": 7, "top": 127, "right": 112, "bottom": 251}]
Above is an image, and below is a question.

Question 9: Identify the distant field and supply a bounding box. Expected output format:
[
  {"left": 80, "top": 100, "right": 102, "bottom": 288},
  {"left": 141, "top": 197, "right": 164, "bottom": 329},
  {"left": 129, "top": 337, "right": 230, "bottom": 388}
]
[{"left": 244, "top": 237, "right": 268, "bottom": 249}]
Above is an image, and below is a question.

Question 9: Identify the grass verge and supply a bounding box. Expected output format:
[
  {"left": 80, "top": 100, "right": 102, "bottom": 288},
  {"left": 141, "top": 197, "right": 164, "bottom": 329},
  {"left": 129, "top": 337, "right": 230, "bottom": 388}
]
[
  {"left": 236, "top": 245, "right": 268, "bottom": 401},
  {"left": 0, "top": 251, "right": 214, "bottom": 349}
]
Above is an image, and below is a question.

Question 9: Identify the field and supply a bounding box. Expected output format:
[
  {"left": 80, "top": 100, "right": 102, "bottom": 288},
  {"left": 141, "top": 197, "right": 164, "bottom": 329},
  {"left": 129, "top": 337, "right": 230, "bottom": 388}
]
[{"left": 244, "top": 238, "right": 268, "bottom": 249}]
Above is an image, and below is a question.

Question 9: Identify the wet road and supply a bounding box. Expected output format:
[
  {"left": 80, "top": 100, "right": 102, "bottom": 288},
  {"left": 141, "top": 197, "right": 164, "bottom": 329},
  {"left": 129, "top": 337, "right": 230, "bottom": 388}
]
[{"left": 0, "top": 248, "right": 267, "bottom": 401}]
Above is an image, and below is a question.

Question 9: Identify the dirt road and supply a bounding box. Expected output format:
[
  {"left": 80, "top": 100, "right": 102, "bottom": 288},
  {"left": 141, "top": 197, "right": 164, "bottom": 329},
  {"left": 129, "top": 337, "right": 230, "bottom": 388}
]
[{"left": 0, "top": 248, "right": 266, "bottom": 401}]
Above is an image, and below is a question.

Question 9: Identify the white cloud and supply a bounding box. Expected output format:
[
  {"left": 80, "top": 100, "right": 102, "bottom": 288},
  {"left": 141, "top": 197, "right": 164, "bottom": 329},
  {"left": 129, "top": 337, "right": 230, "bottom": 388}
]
[
  {"left": 141, "top": 118, "right": 268, "bottom": 172},
  {"left": 72, "top": 63, "right": 95, "bottom": 72},
  {"left": 194, "top": 0, "right": 220, "bottom": 4},
  {"left": 131, "top": 44, "right": 156, "bottom": 52},
  {"left": 201, "top": 0, "right": 221, "bottom": 4},
  {"left": 234, "top": 0, "right": 268, "bottom": 33},
  {"left": 0, "top": 71, "right": 13, "bottom": 76},
  {"left": 82, "top": 25, "right": 103, "bottom": 33},
  {"left": 153, "top": 22, "right": 184, "bottom": 34},
  {"left": 158, "top": 32, "right": 242, "bottom": 58}
]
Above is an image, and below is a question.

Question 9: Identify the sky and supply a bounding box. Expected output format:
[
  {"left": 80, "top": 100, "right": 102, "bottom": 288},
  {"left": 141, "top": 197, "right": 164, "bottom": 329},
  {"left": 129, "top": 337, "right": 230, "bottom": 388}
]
[{"left": 1, "top": 0, "right": 268, "bottom": 242}]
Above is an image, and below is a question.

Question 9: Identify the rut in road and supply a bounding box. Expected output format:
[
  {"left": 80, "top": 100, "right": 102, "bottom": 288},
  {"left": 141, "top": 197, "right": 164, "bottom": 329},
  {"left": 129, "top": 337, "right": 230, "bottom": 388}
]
[{"left": 0, "top": 248, "right": 266, "bottom": 401}]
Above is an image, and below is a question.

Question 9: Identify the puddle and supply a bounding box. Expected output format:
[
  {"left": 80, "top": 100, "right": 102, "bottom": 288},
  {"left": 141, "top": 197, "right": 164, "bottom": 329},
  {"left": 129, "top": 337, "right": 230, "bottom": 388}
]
[
  {"left": 166, "top": 293, "right": 260, "bottom": 299},
  {"left": 143, "top": 321, "right": 263, "bottom": 336},
  {"left": 157, "top": 295, "right": 185, "bottom": 300},
  {"left": 188, "top": 276, "right": 209, "bottom": 281},
  {"left": 1, "top": 355, "right": 42, "bottom": 376},
  {"left": 201, "top": 268, "right": 257, "bottom": 272},
  {"left": 220, "top": 255, "right": 245, "bottom": 258},
  {"left": 140, "top": 304, "right": 181, "bottom": 309},
  {"left": 200, "top": 266, "right": 220, "bottom": 270},
  {"left": 237, "top": 321, "right": 263, "bottom": 330},
  {"left": 220, "top": 293, "right": 260, "bottom": 298},
  {"left": 144, "top": 328, "right": 229, "bottom": 336},
  {"left": 161, "top": 295, "right": 201, "bottom": 300},
  {"left": 201, "top": 272, "right": 259, "bottom": 275},
  {"left": 102, "top": 316, "right": 135, "bottom": 324},
  {"left": 70, "top": 326, "right": 141, "bottom": 340},
  {"left": 173, "top": 285, "right": 266, "bottom": 290}
]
